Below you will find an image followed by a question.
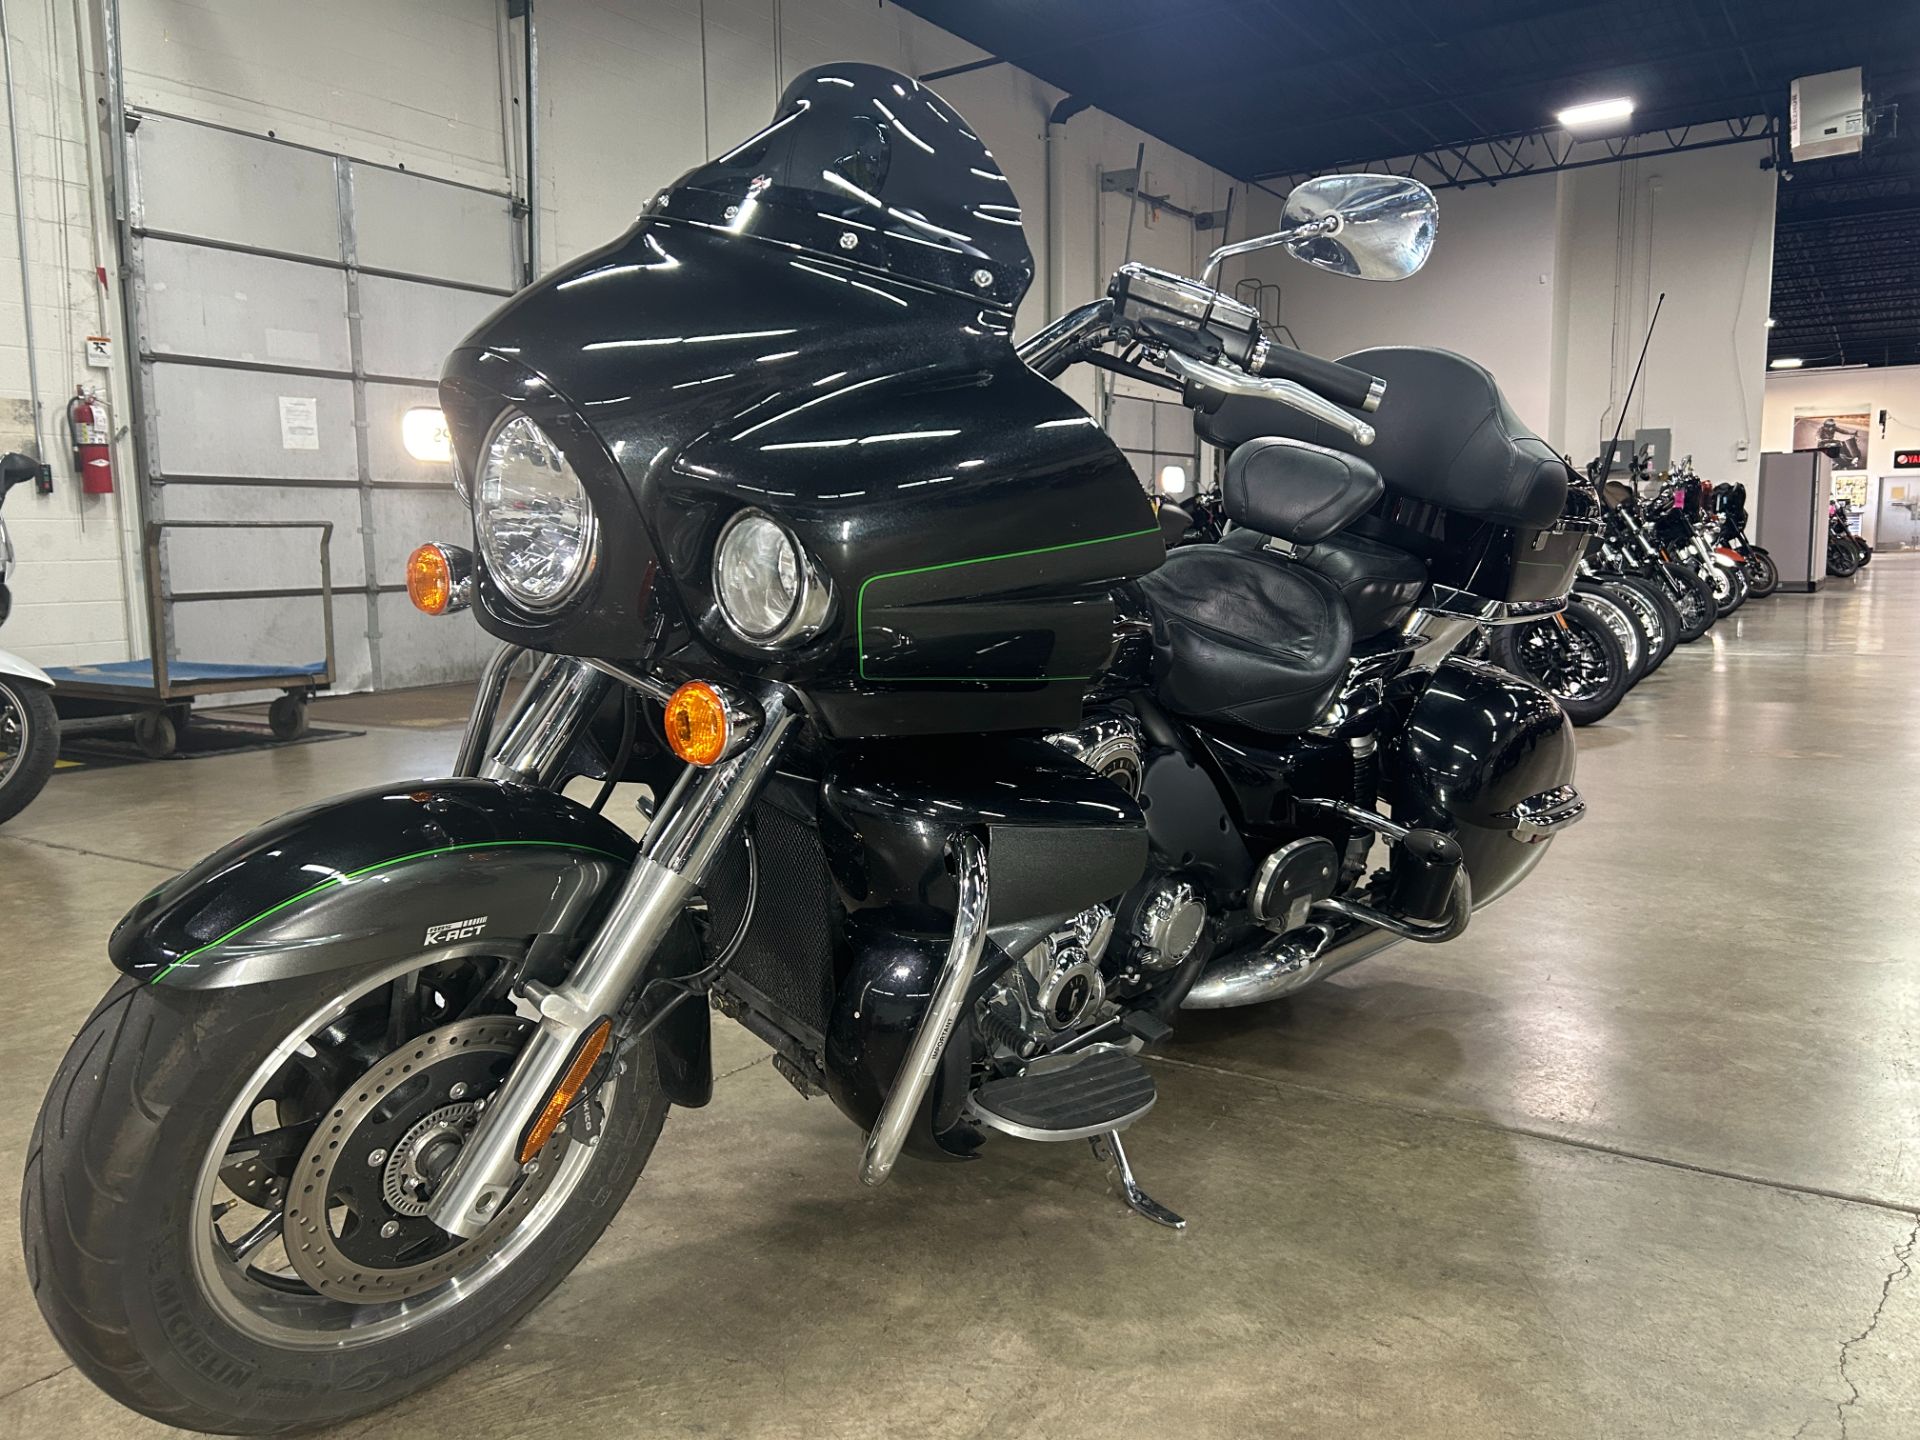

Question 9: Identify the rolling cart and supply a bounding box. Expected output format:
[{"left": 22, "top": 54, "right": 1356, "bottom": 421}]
[{"left": 44, "top": 519, "right": 337, "bottom": 758}]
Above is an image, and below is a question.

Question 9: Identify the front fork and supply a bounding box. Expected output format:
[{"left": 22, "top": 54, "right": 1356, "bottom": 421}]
[{"left": 428, "top": 652, "right": 797, "bottom": 1237}]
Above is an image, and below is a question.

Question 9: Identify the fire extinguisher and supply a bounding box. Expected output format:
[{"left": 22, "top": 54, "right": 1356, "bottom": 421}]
[{"left": 67, "top": 387, "right": 114, "bottom": 495}]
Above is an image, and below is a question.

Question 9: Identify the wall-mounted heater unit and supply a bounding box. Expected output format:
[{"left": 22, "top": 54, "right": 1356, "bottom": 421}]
[{"left": 1791, "top": 68, "right": 1866, "bottom": 161}]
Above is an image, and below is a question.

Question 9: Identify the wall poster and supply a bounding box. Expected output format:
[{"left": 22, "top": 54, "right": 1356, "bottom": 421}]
[{"left": 1792, "top": 407, "right": 1870, "bottom": 480}]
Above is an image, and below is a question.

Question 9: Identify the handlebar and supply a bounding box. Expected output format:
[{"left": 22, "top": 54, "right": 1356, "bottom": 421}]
[
  {"left": 1254, "top": 343, "right": 1385, "bottom": 413},
  {"left": 1015, "top": 264, "right": 1389, "bottom": 446},
  {"left": 1165, "top": 352, "right": 1376, "bottom": 447},
  {"left": 1015, "top": 297, "right": 1112, "bottom": 380}
]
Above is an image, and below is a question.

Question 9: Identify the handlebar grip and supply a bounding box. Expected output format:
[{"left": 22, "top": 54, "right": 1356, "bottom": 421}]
[{"left": 1255, "top": 345, "right": 1385, "bottom": 413}]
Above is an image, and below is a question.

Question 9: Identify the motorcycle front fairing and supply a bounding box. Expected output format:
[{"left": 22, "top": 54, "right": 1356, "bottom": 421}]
[{"left": 439, "top": 63, "right": 1161, "bottom": 737}]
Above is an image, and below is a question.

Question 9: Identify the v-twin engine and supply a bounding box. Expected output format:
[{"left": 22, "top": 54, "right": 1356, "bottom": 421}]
[
  {"left": 970, "top": 712, "right": 1207, "bottom": 1061},
  {"left": 980, "top": 906, "right": 1117, "bottom": 1060}
]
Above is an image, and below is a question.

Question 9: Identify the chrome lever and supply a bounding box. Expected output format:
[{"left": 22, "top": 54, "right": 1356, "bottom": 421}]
[{"left": 1163, "top": 352, "right": 1376, "bottom": 447}]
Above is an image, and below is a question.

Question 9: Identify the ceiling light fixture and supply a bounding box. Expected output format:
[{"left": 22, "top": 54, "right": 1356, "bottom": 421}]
[
  {"left": 1769, "top": 357, "right": 1804, "bottom": 369},
  {"left": 1557, "top": 97, "right": 1634, "bottom": 129}
]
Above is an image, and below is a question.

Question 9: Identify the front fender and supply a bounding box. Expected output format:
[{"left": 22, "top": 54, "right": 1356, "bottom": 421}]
[
  {"left": 109, "top": 778, "right": 717, "bottom": 1108},
  {"left": 0, "top": 646, "right": 51, "bottom": 687},
  {"left": 113, "top": 779, "right": 636, "bottom": 989}
]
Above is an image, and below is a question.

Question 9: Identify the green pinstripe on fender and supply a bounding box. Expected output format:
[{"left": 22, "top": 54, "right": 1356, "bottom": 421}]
[
  {"left": 855, "top": 527, "right": 1159, "bottom": 682},
  {"left": 146, "top": 839, "right": 628, "bottom": 984}
]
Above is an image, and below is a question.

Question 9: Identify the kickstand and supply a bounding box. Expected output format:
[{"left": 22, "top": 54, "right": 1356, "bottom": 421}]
[{"left": 1090, "top": 1130, "right": 1186, "bottom": 1230}]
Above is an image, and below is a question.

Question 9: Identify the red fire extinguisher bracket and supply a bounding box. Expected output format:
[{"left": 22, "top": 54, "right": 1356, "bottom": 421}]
[{"left": 67, "top": 388, "right": 114, "bottom": 495}]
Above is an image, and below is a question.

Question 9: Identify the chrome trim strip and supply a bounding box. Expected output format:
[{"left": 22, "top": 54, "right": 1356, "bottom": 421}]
[
  {"left": 1500, "top": 784, "right": 1586, "bottom": 842},
  {"left": 1408, "top": 585, "right": 1570, "bottom": 629},
  {"left": 860, "top": 829, "right": 990, "bottom": 1188}
]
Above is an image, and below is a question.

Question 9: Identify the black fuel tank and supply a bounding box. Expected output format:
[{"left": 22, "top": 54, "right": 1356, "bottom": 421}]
[{"left": 440, "top": 64, "right": 1161, "bottom": 738}]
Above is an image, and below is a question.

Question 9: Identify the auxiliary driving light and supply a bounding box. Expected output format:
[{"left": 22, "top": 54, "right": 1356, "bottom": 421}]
[{"left": 406, "top": 542, "right": 472, "bottom": 616}]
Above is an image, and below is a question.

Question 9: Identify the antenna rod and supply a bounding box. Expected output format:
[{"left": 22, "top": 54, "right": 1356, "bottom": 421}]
[
  {"left": 1120, "top": 141, "right": 1146, "bottom": 266},
  {"left": 1600, "top": 290, "right": 1665, "bottom": 476}
]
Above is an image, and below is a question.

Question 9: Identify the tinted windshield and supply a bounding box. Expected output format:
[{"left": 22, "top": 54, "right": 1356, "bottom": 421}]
[{"left": 662, "top": 63, "right": 1033, "bottom": 309}]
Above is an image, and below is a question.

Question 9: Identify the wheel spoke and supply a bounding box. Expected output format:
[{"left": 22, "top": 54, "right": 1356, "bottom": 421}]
[
  {"left": 223, "top": 1121, "right": 316, "bottom": 1170},
  {"left": 227, "top": 1209, "right": 285, "bottom": 1264},
  {"left": 388, "top": 970, "right": 422, "bottom": 1050}
]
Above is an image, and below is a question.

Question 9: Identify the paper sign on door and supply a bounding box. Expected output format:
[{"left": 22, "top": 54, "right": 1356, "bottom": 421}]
[{"left": 278, "top": 395, "right": 320, "bottom": 451}]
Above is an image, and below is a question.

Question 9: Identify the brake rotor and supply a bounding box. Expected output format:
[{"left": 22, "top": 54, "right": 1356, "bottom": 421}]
[{"left": 283, "top": 1015, "right": 572, "bottom": 1303}]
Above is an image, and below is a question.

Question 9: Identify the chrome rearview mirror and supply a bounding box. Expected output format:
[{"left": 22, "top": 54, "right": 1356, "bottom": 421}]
[{"left": 1202, "top": 173, "right": 1438, "bottom": 284}]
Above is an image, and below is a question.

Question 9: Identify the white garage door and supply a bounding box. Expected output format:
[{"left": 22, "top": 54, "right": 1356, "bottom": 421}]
[{"left": 124, "top": 110, "right": 520, "bottom": 690}]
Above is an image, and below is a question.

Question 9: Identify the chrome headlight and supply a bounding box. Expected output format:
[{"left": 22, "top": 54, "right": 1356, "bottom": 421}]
[
  {"left": 474, "top": 412, "right": 597, "bottom": 613},
  {"left": 713, "top": 509, "right": 830, "bottom": 646}
]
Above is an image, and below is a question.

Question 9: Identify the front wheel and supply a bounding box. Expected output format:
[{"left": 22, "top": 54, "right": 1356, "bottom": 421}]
[
  {"left": 1490, "top": 598, "right": 1631, "bottom": 725},
  {"left": 0, "top": 676, "right": 59, "bottom": 825},
  {"left": 1659, "top": 562, "right": 1716, "bottom": 641},
  {"left": 1713, "top": 563, "right": 1748, "bottom": 618},
  {"left": 1610, "top": 576, "right": 1682, "bottom": 671},
  {"left": 1828, "top": 541, "right": 1860, "bottom": 578},
  {"left": 1569, "top": 584, "right": 1647, "bottom": 682},
  {"left": 1744, "top": 547, "right": 1779, "bottom": 599},
  {"left": 22, "top": 950, "right": 669, "bottom": 1433}
]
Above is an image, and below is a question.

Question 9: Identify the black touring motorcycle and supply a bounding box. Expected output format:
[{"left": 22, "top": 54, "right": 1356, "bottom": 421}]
[{"left": 23, "top": 65, "right": 1586, "bottom": 1433}]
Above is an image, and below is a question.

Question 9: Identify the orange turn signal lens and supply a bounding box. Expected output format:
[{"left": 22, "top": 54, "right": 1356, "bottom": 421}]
[
  {"left": 406, "top": 544, "right": 452, "bottom": 614},
  {"left": 519, "top": 1017, "right": 613, "bottom": 1165},
  {"left": 663, "top": 681, "right": 730, "bottom": 766}
]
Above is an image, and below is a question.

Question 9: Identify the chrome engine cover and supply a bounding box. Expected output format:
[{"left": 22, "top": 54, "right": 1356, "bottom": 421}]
[
  {"left": 1129, "top": 879, "right": 1206, "bottom": 971},
  {"left": 1044, "top": 712, "right": 1144, "bottom": 796},
  {"left": 980, "top": 904, "right": 1116, "bottom": 1060}
]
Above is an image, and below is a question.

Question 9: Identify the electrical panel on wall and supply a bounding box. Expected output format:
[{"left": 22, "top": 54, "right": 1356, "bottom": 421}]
[
  {"left": 1633, "top": 428, "right": 1672, "bottom": 476},
  {"left": 1791, "top": 68, "right": 1865, "bottom": 161}
]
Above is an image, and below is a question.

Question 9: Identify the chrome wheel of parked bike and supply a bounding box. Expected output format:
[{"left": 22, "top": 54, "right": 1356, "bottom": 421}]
[
  {"left": 0, "top": 671, "right": 58, "bottom": 826},
  {"left": 1570, "top": 584, "right": 1649, "bottom": 681},
  {"left": 1492, "top": 598, "right": 1630, "bottom": 725}
]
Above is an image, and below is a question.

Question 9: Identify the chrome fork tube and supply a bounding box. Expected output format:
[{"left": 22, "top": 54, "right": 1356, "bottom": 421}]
[
  {"left": 482, "top": 655, "right": 615, "bottom": 788},
  {"left": 859, "top": 829, "right": 989, "bottom": 1189},
  {"left": 454, "top": 642, "right": 527, "bottom": 777},
  {"left": 428, "top": 689, "right": 798, "bottom": 1238}
]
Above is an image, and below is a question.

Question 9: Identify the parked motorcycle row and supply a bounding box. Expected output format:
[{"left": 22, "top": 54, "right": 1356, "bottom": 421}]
[{"left": 1485, "top": 447, "right": 1868, "bottom": 725}]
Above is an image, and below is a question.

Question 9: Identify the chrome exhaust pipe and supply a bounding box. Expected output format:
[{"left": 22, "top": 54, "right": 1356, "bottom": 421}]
[{"left": 1181, "top": 920, "right": 1403, "bottom": 1009}]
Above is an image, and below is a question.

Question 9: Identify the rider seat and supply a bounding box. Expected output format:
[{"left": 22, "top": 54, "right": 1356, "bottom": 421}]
[
  {"left": 1138, "top": 541, "right": 1352, "bottom": 734},
  {"left": 1219, "top": 528, "right": 1427, "bottom": 639}
]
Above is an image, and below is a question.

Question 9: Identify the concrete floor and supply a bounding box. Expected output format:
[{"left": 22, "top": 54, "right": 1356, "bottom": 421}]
[{"left": 5, "top": 559, "right": 1920, "bottom": 1438}]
